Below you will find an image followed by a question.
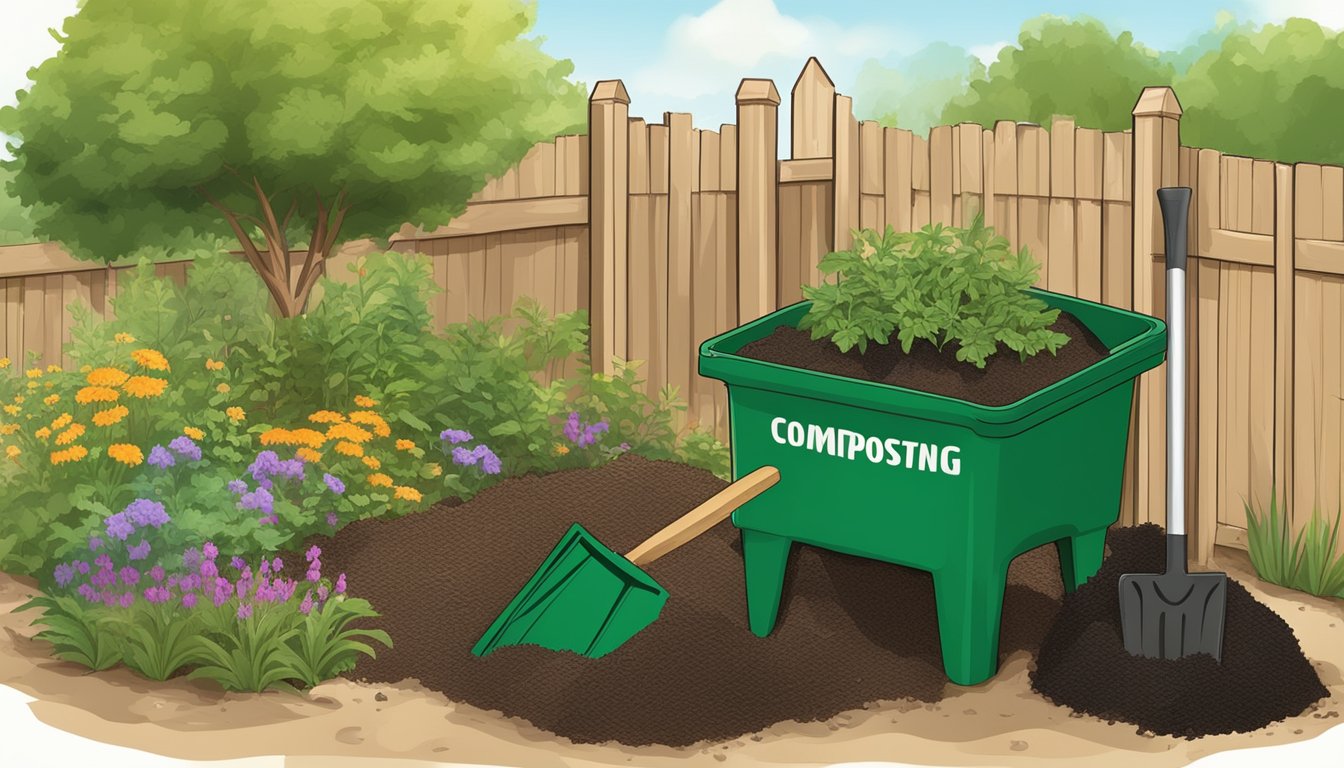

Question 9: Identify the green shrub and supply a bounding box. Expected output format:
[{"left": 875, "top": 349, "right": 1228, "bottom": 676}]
[
  {"left": 1244, "top": 491, "right": 1344, "bottom": 599},
  {"left": 798, "top": 218, "right": 1069, "bottom": 368}
]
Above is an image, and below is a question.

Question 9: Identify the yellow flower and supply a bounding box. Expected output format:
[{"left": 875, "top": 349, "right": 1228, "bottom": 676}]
[
  {"left": 131, "top": 349, "right": 170, "bottom": 372},
  {"left": 26, "top": 381, "right": 38, "bottom": 390},
  {"left": 25, "top": 368, "right": 42, "bottom": 379},
  {"left": 0, "top": 357, "right": 9, "bottom": 368},
  {"left": 0, "top": 424, "right": 18, "bottom": 436},
  {"left": 50, "top": 413, "right": 72, "bottom": 430},
  {"left": 13, "top": 395, "right": 23, "bottom": 404},
  {"left": 259, "top": 428, "right": 294, "bottom": 446},
  {"left": 46, "top": 364, "right": 62, "bottom": 374},
  {"left": 2, "top": 405, "right": 18, "bottom": 417},
  {"left": 183, "top": 426, "right": 204, "bottom": 440},
  {"left": 367, "top": 472, "right": 393, "bottom": 488},
  {"left": 334, "top": 440, "right": 364, "bottom": 457},
  {"left": 362, "top": 455, "right": 381, "bottom": 470},
  {"left": 86, "top": 367, "right": 129, "bottom": 387},
  {"left": 296, "top": 447, "right": 323, "bottom": 463},
  {"left": 108, "top": 443, "right": 144, "bottom": 467},
  {"left": 226, "top": 406, "right": 245, "bottom": 421},
  {"left": 6, "top": 445, "right": 20, "bottom": 459},
  {"left": 43, "top": 394, "right": 60, "bottom": 406},
  {"left": 55, "top": 423, "right": 86, "bottom": 446},
  {"left": 327, "top": 422, "right": 373, "bottom": 444},
  {"left": 393, "top": 486, "right": 422, "bottom": 502},
  {"left": 287, "top": 428, "right": 327, "bottom": 448},
  {"left": 553, "top": 443, "right": 570, "bottom": 456},
  {"left": 123, "top": 376, "right": 168, "bottom": 399},
  {"left": 114, "top": 332, "right": 135, "bottom": 343},
  {"left": 307, "top": 410, "right": 345, "bottom": 424},
  {"left": 50, "top": 445, "right": 88, "bottom": 465},
  {"left": 76, "top": 386, "right": 121, "bottom": 404},
  {"left": 429, "top": 464, "right": 442, "bottom": 477},
  {"left": 34, "top": 427, "right": 51, "bottom": 440},
  {"left": 395, "top": 439, "right": 415, "bottom": 451},
  {"left": 92, "top": 405, "right": 129, "bottom": 427},
  {"left": 354, "top": 395, "right": 378, "bottom": 408},
  {"left": 205, "top": 358, "right": 225, "bottom": 371},
  {"left": 44, "top": 381, "right": 54, "bottom": 389},
  {"left": 216, "top": 383, "right": 231, "bottom": 394}
]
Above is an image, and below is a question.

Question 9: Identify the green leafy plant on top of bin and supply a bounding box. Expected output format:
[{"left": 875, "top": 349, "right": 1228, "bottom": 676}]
[
  {"left": 1244, "top": 491, "right": 1344, "bottom": 599},
  {"left": 797, "top": 217, "right": 1070, "bottom": 368}
]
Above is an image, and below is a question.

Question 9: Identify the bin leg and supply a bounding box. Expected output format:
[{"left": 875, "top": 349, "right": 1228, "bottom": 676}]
[
  {"left": 741, "top": 529, "right": 792, "bottom": 637},
  {"left": 932, "top": 563, "right": 1008, "bottom": 686},
  {"left": 1056, "top": 528, "right": 1107, "bottom": 593}
]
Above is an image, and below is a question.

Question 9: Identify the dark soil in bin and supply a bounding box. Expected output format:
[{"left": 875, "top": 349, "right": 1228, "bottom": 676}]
[
  {"left": 311, "top": 455, "right": 1327, "bottom": 747},
  {"left": 1030, "top": 523, "right": 1329, "bottom": 738},
  {"left": 735, "top": 311, "right": 1110, "bottom": 406}
]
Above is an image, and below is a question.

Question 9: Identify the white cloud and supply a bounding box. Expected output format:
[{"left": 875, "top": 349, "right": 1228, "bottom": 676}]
[
  {"left": 1, "top": 0, "right": 81, "bottom": 159},
  {"left": 1246, "top": 0, "right": 1344, "bottom": 29},
  {"left": 968, "top": 40, "right": 1010, "bottom": 67}
]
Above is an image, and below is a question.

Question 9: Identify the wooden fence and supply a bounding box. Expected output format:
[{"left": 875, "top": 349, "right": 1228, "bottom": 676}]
[{"left": 4, "top": 57, "right": 1344, "bottom": 563}]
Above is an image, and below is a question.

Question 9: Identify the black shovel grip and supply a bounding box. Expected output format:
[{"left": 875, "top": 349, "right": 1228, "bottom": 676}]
[{"left": 1158, "top": 187, "right": 1192, "bottom": 272}]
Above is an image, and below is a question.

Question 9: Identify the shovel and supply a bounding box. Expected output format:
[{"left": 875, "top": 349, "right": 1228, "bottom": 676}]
[
  {"left": 1118, "top": 187, "right": 1228, "bottom": 661},
  {"left": 471, "top": 465, "right": 780, "bottom": 658}
]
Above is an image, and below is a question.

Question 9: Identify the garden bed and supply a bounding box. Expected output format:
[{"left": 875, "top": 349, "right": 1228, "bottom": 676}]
[{"left": 3, "top": 454, "right": 1341, "bottom": 767}]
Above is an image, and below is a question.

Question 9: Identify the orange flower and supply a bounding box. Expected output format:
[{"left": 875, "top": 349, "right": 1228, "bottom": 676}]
[
  {"left": 2, "top": 405, "right": 18, "bottom": 417},
  {"left": 553, "top": 443, "right": 570, "bottom": 456},
  {"left": 86, "top": 367, "right": 130, "bottom": 387},
  {"left": 354, "top": 395, "right": 378, "bottom": 408},
  {"left": 347, "top": 411, "right": 391, "bottom": 437},
  {"left": 50, "top": 413, "right": 73, "bottom": 430},
  {"left": 50, "top": 445, "right": 88, "bottom": 465},
  {"left": 287, "top": 428, "right": 327, "bottom": 449},
  {"left": 43, "top": 394, "right": 59, "bottom": 406},
  {"left": 216, "top": 383, "right": 231, "bottom": 394},
  {"left": 92, "top": 405, "right": 129, "bottom": 427},
  {"left": 205, "top": 358, "right": 225, "bottom": 371},
  {"left": 108, "top": 443, "right": 144, "bottom": 466},
  {"left": 34, "top": 427, "right": 51, "bottom": 440},
  {"left": 307, "top": 410, "right": 345, "bottom": 424},
  {"left": 296, "top": 447, "right": 323, "bottom": 463},
  {"left": 334, "top": 440, "right": 364, "bottom": 457},
  {"left": 429, "top": 464, "right": 442, "bottom": 477},
  {"left": 393, "top": 486, "right": 422, "bottom": 502},
  {"left": 259, "top": 428, "right": 293, "bottom": 446},
  {"left": 113, "top": 332, "right": 135, "bottom": 343},
  {"left": 77, "top": 387, "right": 121, "bottom": 406},
  {"left": 226, "top": 406, "right": 246, "bottom": 421},
  {"left": 367, "top": 472, "right": 393, "bottom": 488},
  {"left": 362, "top": 455, "right": 381, "bottom": 470},
  {"left": 124, "top": 376, "right": 168, "bottom": 399},
  {"left": 326, "top": 422, "right": 373, "bottom": 444},
  {"left": 131, "top": 349, "right": 170, "bottom": 372},
  {"left": 395, "top": 439, "right": 415, "bottom": 451},
  {"left": 25, "top": 368, "right": 42, "bottom": 379},
  {"left": 5, "top": 445, "right": 19, "bottom": 459},
  {"left": 0, "top": 424, "right": 18, "bottom": 436},
  {"left": 183, "top": 426, "right": 204, "bottom": 440},
  {"left": 55, "top": 423, "right": 86, "bottom": 446}
]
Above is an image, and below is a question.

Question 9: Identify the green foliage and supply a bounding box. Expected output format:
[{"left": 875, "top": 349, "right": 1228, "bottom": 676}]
[
  {"left": 281, "top": 597, "right": 392, "bottom": 688},
  {"left": 190, "top": 602, "right": 304, "bottom": 694},
  {"left": 799, "top": 219, "right": 1068, "bottom": 368},
  {"left": 1175, "top": 18, "right": 1344, "bottom": 165},
  {"left": 940, "top": 15, "right": 1173, "bottom": 131},
  {"left": 852, "top": 43, "right": 986, "bottom": 134},
  {"left": 123, "top": 601, "right": 206, "bottom": 680},
  {"left": 15, "top": 595, "right": 123, "bottom": 671},
  {"left": 0, "top": 166, "right": 38, "bottom": 245},
  {"left": 1245, "top": 492, "right": 1344, "bottom": 599},
  {"left": 1, "top": 0, "right": 586, "bottom": 313}
]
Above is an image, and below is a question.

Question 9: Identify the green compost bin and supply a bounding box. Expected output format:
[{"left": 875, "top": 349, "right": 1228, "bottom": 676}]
[{"left": 698, "top": 288, "right": 1166, "bottom": 686}]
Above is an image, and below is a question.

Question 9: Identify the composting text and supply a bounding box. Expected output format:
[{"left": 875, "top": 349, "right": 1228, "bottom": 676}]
[{"left": 769, "top": 418, "right": 962, "bottom": 476}]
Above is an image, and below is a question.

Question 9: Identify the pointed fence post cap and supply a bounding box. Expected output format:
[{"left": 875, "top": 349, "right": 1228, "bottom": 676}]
[
  {"left": 590, "top": 80, "right": 630, "bottom": 105},
  {"left": 793, "top": 57, "right": 834, "bottom": 93},
  {"left": 736, "top": 79, "right": 781, "bottom": 106},
  {"left": 1132, "top": 86, "right": 1182, "bottom": 118}
]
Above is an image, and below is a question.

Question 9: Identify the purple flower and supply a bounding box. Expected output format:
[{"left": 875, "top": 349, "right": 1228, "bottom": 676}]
[
  {"left": 149, "top": 565, "right": 165, "bottom": 583},
  {"left": 299, "top": 591, "right": 314, "bottom": 615},
  {"left": 91, "top": 567, "right": 115, "bottom": 588},
  {"left": 248, "top": 450, "right": 281, "bottom": 481},
  {"left": 306, "top": 565, "right": 321, "bottom": 583},
  {"left": 326, "top": 512, "right": 339, "bottom": 527},
  {"left": 102, "top": 592, "right": 118, "bottom": 607},
  {"left": 147, "top": 444, "right": 175, "bottom": 469},
  {"left": 440, "top": 428, "right": 473, "bottom": 444},
  {"left": 53, "top": 563, "right": 75, "bottom": 587},
  {"left": 168, "top": 435, "right": 202, "bottom": 462},
  {"left": 259, "top": 559, "right": 271, "bottom": 576},
  {"left": 127, "top": 539, "right": 151, "bottom": 561},
  {"left": 104, "top": 512, "right": 134, "bottom": 542},
  {"left": 619, "top": 442, "right": 631, "bottom": 451},
  {"left": 271, "top": 557, "right": 283, "bottom": 572},
  {"left": 305, "top": 545, "right": 321, "bottom": 562},
  {"left": 77, "top": 584, "right": 97, "bottom": 602},
  {"left": 317, "top": 584, "right": 329, "bottom": 601},
  {"left": 94, "top": 554, "right": 113, "bottom": 570},
  {"left": 202, "top": 541, "right": 218, "bottom": 560},
  {"left": 323, "top": 473, "right": 345, "bottom": 495},
  {"left": 74, "top": 560, "right": 90, "bottom": 575},
  {"left": 579, "top": 421, "right": 610, "bottom": 448},
  {"left": 563, "top": 412, "right": 582, "bottom": 443},
  {"left": 260, "top": 512, "right": 278, "bottom": 525},
  {"left": 199, "top": 559, "right": 218, "bottom": 579},
  {"left": 180, "top": 573, "right": 201, "bottom": 592},
  {"left": 276, "top": 459, "right": 305, "bottom": 481},
  {"left": 334, "top": 573, "right": 347, "bottom": 595},
  {"left": 227, "top": 479, "right": 247, "bottom": 495},
  {"left": 119, "top": 592, "right": 135, "bottom": 609},
  {"left": 181, "top": 592, "right": 198, "bottom": 609},
  {"left": 236, "top": 603, "right": 252, "bottom": 620},
  {"left": 182, "top": 547, "right": 202, "bottom": 571},
  {"left": 230, "top": 556, "right": 246, "bottom": 571},
  {"left": 451, "top": 446, "right": 477, "bottom": 466},
  {"left": 87, "top": 536, "right": 103, "bottom": 552},
  {"left": 143, "top": 586, "right": 170, "bottom": 604},
  {"left": 119, "top": 566, "right": 140, "bottom": 586},
  {"left": 480, "top": 449, "right": 501, "bottom": 475},
  {"left": 238, "top": 486, "right": 274, "bottom": 515},
  {"left": 125, "top": 499, "right": 169, "bottom": 528}
]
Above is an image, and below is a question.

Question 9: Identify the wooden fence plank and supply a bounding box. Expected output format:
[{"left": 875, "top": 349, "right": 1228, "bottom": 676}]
[
  {"left": 981, "top": 129, "right": 996, "bottom": 229},
  {"left": 959, "top": 123, "right": 983, "bottom": 195},
  {"left": 1050, "top": 117, "right": 1075, "bottom": 198},
  {"left": 1323, "top": 165, "right": 1344, "bottom": 241},
  {"left": 667, "top": 111, "right": 695, "bottom": 409},
  {"left": 834, "top": 95, "right": 859, "bottom": 250},
  {"left": 720, "top": 124, "right": 737, "bottom": 191},
  {"left": 1048, "top": 199, "right": 1076, "bottom": 294},
  {"left": 1273, "top": 164, "right": 1295, "bottom": 526},
  {"left": 1076, "top": 200, "right": 1102, "bottom": 302},
  {"left": 431, "top": 239, "right": 449, "bottom": 329},
  {"left": 700, "top": 130, "right": 721, "bottom": 192},
  {"left": 791, "top": 58, "right": 835, "bottom": 160},
  {"left": 628, "top": 119, "right": 649, "bottom": 195},
  {"left": 994, "top": 121, "right": 1018, "bottom": 196},
  {"left": 1297, "top": 163, "right": 1324, "bottom": 240},
  {"left": 930, "top": 125, "right": 953, "bottom": 226},
  {"left": 1076, "top": 128, "right": 1102, "bottom": 201},
  {"left": 1237, "top": 157, "right": 1254, "bottom": 233},
  {"left": 778, "top": 184, "right": 802, "bottom": 305},
  {"left": 1252, "top": 160, "right": 1274, "bottom": 235},
  {"left": 886, "top": 128, "right": 912, "bottom": 233},
  {"left": 860, "top": 120, "right": 883, "bottom": 195},
  {"left": 1102, "top": 132, "right": 1126, "bottom": 202}
]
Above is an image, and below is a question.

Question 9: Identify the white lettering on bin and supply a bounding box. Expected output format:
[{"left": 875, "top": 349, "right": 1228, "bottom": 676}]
[{"left": 765, "top": 419, "right": 965, "bottom": 476}]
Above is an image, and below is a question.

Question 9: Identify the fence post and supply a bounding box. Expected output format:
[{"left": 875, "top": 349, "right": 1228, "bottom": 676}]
[
  {"left": 588, "top": 80, "right": 630, "bottom": 376},
  {"left": 1131, "top": 86, "right": 1183, "bottom": 530},
  {"left": 1273, "top": 162, "right": 1295, "bottom": 559},
  {"left": 737, "top": 79, "right": 780, "bottom": 324}
]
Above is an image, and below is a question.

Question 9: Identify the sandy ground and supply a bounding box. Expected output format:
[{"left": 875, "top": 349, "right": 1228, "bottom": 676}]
[{"left": 1, "top": 546, "right": 1340, "bottom": 768}]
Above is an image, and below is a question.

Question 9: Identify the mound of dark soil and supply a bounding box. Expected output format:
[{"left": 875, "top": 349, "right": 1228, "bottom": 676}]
[
  {"left": 1030, "top": 524, "right": 1329, "bottom": 738},
  {"left": 313, "top": 454, "right": 1063, "bottom": 746},
  {"left": 735, "top": 311, "right": 1109, "bottom": 406}
]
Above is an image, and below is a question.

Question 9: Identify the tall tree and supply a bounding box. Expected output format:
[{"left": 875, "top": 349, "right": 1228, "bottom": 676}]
[
  {"left": 851, "top": 43, "right": 986, "bottom": 135},
  {"left": 0, "top": 0, "right": 586, "bottom": 316},
  {"left": 939, "top": 15, "right": 1174, "bottom": 131}
]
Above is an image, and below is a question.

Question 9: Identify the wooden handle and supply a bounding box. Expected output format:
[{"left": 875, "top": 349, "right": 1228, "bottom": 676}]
[{"left": 624, "top": 466, "right": 780, "bottom": 567}]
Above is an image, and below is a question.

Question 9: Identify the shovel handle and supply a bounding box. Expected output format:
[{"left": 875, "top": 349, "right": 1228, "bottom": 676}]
[{"left": 624, "top": 466, "right": 780, "bottom": 567}]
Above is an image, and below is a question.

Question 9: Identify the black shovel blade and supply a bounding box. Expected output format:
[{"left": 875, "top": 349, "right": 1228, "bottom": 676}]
[{"left": 1118, "top": 568, "right": 1228, "bottom": 661}]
